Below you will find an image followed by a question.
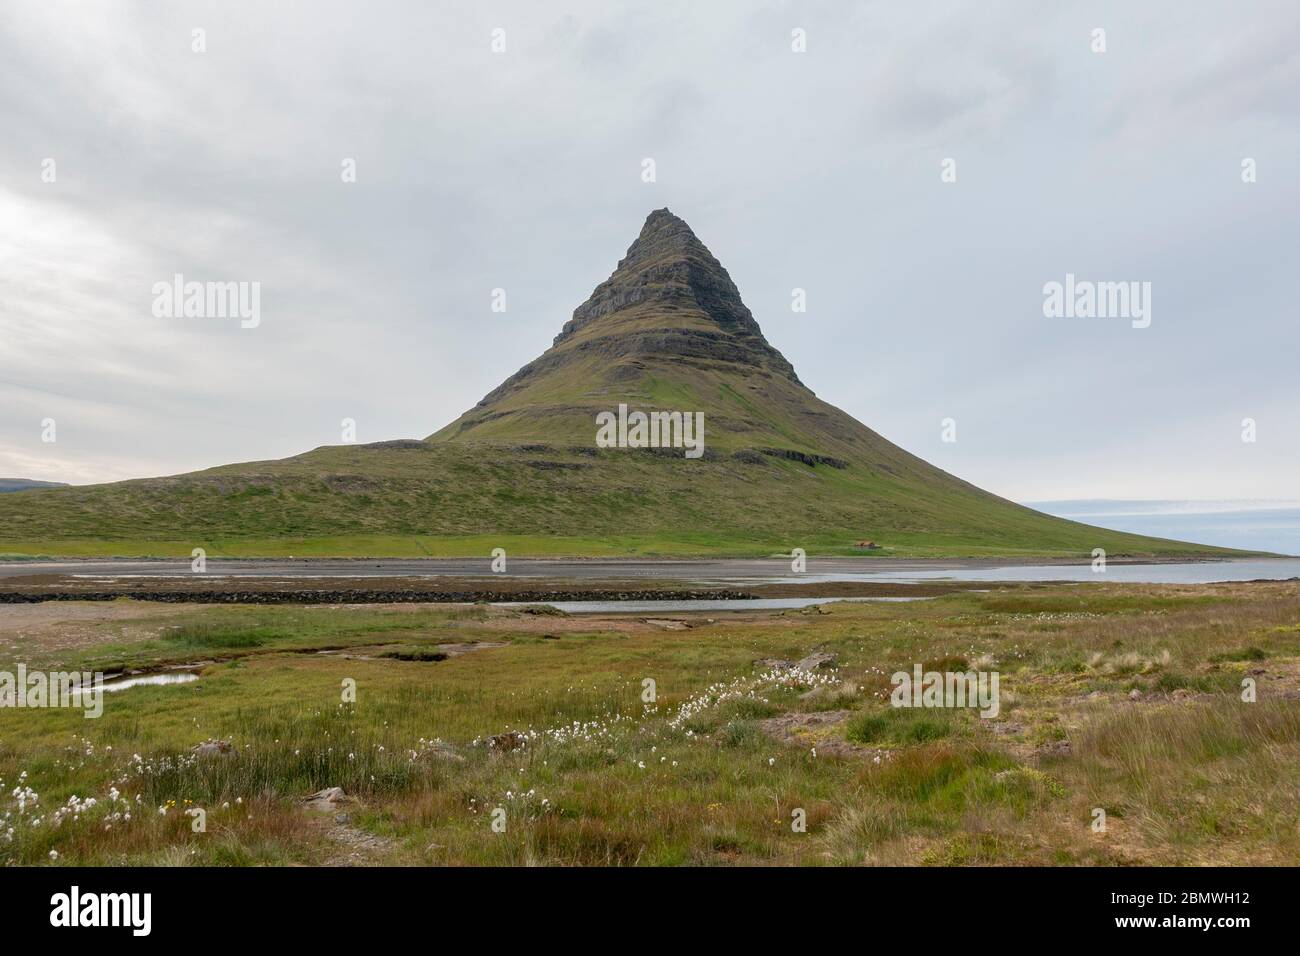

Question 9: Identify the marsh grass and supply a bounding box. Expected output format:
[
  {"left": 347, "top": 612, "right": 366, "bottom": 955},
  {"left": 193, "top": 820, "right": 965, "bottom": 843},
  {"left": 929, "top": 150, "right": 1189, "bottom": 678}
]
[
  {"left": 1067, "top": 700, "right": 1300, "bottom": 862},
  {"left": 3, "top": 581, "right": 1297, "bottom": 865}
]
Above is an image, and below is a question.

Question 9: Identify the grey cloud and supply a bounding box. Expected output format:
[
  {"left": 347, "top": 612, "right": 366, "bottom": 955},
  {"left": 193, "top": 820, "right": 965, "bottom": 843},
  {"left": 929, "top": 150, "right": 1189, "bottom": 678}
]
[{"left": 0, "top": 0, "right": 1295, "bottom": 501}]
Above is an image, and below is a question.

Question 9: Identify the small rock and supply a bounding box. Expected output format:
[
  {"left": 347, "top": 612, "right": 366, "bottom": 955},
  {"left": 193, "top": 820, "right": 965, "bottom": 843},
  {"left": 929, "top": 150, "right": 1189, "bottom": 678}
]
[
  {"left": 796, "top": 651, "right": 837, "bottom": 671},
  {"left": 192, "top": 739, "right": 235, "bottom": 757},
  {"left": 303, "top": 787, "right": 354, "bottom": 812},
  {"left": 642, "top": 618, "right": 690, "bottom": 630},
  {"left": 423, "top": 740, "right": 465, "bottom": 763},
  {"left": 755, "top": 658, "right": 795, "bottom": 671}
]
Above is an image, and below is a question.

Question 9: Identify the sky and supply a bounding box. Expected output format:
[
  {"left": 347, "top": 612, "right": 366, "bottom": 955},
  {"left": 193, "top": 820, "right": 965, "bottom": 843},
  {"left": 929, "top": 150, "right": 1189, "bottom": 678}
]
[{"left": 1, "top": 0, "right": 1296, "bottom": 502}]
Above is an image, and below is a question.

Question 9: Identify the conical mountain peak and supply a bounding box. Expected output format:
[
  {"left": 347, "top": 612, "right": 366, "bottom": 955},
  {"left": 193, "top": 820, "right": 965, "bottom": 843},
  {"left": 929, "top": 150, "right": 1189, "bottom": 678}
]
[
  {"left": 434, "top": 209, "right": 818, "bottom": 446},
  {"left": 552, "top": 210, "right": 800, "bottom": 384}
]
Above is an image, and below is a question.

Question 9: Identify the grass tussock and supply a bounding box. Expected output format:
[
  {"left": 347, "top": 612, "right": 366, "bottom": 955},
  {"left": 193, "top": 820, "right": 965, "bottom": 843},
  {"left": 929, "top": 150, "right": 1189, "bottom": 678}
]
[{"left": 846, "top": 706, "right": 962, "bottom": 746}]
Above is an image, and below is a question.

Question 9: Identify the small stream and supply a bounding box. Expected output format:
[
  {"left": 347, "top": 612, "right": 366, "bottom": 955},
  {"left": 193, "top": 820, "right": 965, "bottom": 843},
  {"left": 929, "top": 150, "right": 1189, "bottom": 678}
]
[
  {"left": 496, "top": 595, "right": 932, "bottom": 614},
  {"left": 101, "top": 672, "right": 200, "bottom": 693}
]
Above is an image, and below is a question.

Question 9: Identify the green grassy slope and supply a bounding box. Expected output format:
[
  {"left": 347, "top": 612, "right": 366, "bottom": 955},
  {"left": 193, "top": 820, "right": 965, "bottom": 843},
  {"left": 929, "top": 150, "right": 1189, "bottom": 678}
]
[{"left": 0, "top": 440, "right": 1238, "bottom": 558}]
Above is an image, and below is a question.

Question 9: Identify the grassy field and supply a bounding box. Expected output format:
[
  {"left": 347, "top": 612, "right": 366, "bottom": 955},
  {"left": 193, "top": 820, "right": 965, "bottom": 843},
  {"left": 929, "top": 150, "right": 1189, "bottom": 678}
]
[
  {"left": 0, "top": 530, "right": 1243, "bottom": 561},
  {"left": 2, "top": 581, "right": 1297, "bottom": 866}
]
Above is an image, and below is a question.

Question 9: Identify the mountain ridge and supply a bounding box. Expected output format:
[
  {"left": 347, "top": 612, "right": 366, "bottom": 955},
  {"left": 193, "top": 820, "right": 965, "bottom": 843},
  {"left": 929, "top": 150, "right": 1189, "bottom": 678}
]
[{"left": 0, "top": 478, "right": 69, "bottom": 494}]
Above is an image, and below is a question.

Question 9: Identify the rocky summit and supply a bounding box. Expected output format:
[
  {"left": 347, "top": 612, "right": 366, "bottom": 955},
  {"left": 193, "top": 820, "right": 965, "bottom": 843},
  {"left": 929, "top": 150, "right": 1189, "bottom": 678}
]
[
  {"left": 0, "top": 211, "right": 1233, "bottom": 558},
  {"left": 553, "top": 208, "right": 800, "bottom": 382}
]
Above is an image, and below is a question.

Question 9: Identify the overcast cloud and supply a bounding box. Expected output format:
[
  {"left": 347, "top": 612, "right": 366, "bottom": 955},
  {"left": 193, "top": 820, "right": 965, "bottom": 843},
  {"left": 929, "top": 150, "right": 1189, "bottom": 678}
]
[{"left": 1, "top": 0, "right": 1296, "bottom": 500}]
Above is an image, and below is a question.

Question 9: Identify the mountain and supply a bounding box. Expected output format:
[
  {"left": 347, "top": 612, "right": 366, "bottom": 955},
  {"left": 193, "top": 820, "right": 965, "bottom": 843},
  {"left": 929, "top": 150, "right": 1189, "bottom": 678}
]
[
  {"left": 0, "top": 210, "right": 1241, "bottom": 559},
  {"left": 0, "top": 479, "right": 68, "bottom": 493}
]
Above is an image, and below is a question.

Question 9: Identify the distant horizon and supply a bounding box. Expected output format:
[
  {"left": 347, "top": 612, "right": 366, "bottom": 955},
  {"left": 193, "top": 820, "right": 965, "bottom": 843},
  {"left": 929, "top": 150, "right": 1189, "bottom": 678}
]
[
  {"left": 1025, "top": 498, "right": 1300, "bottom": 514},
  {"left": 1028, "top": 498, "right": 1300, "bottom": 556}
]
